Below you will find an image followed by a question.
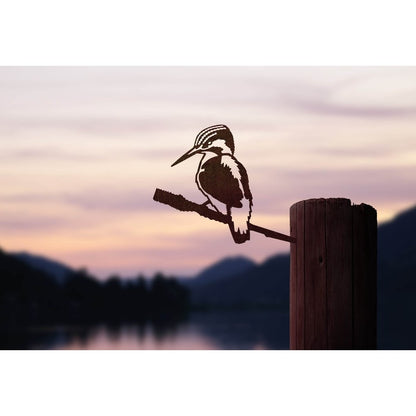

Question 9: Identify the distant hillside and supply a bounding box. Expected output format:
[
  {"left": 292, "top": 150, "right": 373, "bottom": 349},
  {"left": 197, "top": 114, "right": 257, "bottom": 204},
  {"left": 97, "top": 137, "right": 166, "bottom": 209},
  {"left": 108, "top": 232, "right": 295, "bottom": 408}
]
[
  {"left": 183, "top": 256, "right": 256, "bottom": 289},
  {"left": 0, "top": 249, "right": 58, "bottom": 288},
  {"left": 0, "top": 248, "right": 65, "bottom": 328},
  {"left": 378, "top": 205, "right": 416, "bottom": 263},
  {"left": 189, "top": 254, "right": 289, "bottom": 308},
  {"left": 12, "top": 252, "right": 74, "bottom": 284},
  {"left": 0, "top": 248, "right": 190, "bottom": 339},
  {"left": 377, "top": 205, "right": 416, "bottom": 349}
]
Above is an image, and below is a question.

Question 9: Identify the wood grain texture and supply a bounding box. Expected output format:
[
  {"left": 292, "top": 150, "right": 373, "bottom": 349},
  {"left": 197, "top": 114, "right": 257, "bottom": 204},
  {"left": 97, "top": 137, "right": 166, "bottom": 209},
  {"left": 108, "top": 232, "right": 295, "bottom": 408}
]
[
  {"left": 352, "top": 204, "right": 377, "bottom": 349},
  {"left": 304, "top": 199, "right": 327, "bottom": 349},
  {"left": 290, "top": 198, "right": 377, "bottom": 350},
  {"left": 326, "top": 198, "right": 353, "bottom": 349},
  {"left": 295, "top": 201, "right": 305, "bottom": 349},
  {"left": 290, "top": 203, "right": 297, "bottom": 349}
]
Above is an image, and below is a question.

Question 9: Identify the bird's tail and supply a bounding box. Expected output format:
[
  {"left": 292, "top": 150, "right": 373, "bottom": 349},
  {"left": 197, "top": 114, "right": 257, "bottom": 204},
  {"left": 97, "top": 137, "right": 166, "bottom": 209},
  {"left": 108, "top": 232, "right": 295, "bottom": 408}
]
[{"left": 228, "top": 201, "right": 252, "bottom": 244}]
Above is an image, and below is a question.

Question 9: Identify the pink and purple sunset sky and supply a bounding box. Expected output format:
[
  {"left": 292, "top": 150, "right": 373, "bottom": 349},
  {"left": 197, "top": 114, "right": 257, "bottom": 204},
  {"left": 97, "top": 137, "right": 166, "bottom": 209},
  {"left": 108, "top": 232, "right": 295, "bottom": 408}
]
[{"left": 1, "top": 67, "right": 415, "bottom": 279}]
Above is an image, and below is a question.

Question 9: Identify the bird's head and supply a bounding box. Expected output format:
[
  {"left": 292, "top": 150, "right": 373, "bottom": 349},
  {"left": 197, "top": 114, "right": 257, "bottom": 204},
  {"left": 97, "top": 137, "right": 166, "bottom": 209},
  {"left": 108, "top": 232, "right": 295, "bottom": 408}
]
[{"left": 171, "top": 124, "right": 235, "bottom": 167}]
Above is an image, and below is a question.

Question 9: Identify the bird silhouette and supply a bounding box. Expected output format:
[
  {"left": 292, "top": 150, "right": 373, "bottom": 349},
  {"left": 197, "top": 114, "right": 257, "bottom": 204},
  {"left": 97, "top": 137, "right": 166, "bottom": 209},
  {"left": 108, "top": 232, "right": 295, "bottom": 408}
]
[{"left": 171, "top": 125, "right": 253, "bottom": 244}]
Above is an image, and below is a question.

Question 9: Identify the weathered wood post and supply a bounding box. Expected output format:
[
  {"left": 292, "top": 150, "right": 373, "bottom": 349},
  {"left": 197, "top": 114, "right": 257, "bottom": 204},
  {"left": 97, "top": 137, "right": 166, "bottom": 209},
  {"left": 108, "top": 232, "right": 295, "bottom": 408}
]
[{"left": 290, "top": 198, "right": 377, "bottom": 349}]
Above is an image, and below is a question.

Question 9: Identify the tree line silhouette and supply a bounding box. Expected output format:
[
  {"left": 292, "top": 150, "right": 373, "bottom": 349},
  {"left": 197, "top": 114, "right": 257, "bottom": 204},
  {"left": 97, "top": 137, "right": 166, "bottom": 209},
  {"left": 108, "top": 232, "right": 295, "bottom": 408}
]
[{"left": 0, "top": 249, "right": 190, "bottom": 327}]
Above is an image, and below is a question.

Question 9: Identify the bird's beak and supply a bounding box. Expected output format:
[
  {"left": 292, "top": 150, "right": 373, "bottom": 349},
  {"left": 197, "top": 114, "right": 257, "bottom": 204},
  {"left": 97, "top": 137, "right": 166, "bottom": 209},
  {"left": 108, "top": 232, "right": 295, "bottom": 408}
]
[{"left": 171, "top": 147, "right": 200, "bottom": 167}]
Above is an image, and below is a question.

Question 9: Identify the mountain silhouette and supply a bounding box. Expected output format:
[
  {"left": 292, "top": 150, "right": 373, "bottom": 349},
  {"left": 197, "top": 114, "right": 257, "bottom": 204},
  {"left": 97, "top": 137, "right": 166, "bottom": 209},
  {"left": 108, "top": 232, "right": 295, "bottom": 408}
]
[
  {"left": 377, "top": 205, "right": 416, "bottom": 349},
  {"left": 0, "top": 248, "right": 190, "bottom": 335},
  {"left": 0, "top": 248, "right": 65, "bottom": 328},
  {"left": 189, "top": 254, "right": 289, "bottom": 308},
  {"left": 183, "top": 256, "right": 256, "bottom": 289},
  {"left": 12, "top": 252, "right": 74, "bottom": 284}
]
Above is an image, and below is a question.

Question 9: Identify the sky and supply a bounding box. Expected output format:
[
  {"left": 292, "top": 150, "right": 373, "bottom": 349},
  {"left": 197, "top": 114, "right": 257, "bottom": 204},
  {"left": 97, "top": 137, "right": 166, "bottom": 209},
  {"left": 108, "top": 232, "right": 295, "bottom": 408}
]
[{"left": 0, "top": 67, "right": 415, "bottom": 279}]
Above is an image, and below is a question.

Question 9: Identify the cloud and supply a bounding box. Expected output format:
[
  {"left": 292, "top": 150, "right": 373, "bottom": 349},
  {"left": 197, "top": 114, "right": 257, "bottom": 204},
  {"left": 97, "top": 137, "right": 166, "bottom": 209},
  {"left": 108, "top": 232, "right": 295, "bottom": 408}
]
[
  {"left": 64, "top": 188, "right": 156, "bottom": 212},
  {"left": 2, "top": 147, "right": 106, "bottom": 161},
  {"left": 288, "top": 97, "right": 416, "bottom": 118},
  {"left": 309, "top": 147, "right": 400, "bottom": 158},
  {"left": 2, "top": 187, "right": 158, "bottom": 212},
  {"left": 0, "top": 116, "right": 193, "bottom": 137},
  {"left": 251, "top": 166, "right": 416, "bottom": 215},
  {"left": 0, "top": 217, "right": 72, "bottom": 232},
  {"left": 283, "top": 70, "right": 416, "bottom": 118}
]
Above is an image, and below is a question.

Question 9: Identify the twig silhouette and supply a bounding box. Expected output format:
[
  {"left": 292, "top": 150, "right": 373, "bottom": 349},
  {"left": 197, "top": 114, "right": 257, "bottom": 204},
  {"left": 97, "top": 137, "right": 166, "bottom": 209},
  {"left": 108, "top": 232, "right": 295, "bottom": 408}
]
[{"left": 153, "top": 188, "right": 295, "bottom": 243}]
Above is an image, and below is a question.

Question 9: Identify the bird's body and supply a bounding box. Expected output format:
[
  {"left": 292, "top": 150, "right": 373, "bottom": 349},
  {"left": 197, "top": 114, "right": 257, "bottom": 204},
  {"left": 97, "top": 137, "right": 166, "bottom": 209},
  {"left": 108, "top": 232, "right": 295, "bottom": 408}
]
[{"left": 172, "top": 125, "right": 253, "bottom": 243}]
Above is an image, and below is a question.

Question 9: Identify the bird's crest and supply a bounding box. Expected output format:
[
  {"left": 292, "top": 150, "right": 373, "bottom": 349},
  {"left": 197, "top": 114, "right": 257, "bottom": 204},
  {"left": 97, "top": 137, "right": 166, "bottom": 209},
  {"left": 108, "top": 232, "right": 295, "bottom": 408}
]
[{"left": 194, "top": 124, "right": 235, "bottom": 154}]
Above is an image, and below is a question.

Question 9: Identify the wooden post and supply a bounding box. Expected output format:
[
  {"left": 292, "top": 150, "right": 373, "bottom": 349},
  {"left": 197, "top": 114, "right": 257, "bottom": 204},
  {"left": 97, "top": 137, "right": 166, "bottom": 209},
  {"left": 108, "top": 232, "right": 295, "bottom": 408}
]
[{"left": 290, "top": 198, "right": 377, "bottom": 349}]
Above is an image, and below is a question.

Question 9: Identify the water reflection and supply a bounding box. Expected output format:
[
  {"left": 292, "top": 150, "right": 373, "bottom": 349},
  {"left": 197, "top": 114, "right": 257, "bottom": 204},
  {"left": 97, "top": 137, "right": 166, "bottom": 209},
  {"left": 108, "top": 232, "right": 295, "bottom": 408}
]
[{"left": 0, "top": 310, "right": 289, "bottom": 350}]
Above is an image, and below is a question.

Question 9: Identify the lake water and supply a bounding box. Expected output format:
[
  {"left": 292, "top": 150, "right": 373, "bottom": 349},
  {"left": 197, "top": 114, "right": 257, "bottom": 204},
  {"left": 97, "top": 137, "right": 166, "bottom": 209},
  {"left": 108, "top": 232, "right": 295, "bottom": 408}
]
[{"left": 1, "top": 310, "right": 289, "bottom": 350}]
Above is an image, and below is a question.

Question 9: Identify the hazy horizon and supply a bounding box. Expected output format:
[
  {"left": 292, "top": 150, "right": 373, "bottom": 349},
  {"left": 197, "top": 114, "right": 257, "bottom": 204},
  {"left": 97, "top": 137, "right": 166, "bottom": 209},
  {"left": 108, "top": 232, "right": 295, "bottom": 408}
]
[
  {"left": 1, "top": 67, "right": 415, "bottom": 278},
  {"left": 6, "top": 202, "right": 415, "bottom": 281}
]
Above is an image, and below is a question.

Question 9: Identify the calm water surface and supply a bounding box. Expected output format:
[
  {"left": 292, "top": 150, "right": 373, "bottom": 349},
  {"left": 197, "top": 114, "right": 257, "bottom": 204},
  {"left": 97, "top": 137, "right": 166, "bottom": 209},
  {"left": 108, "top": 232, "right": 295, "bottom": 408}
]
[{"left": 2, "top": 310, "right": 289, "bottom": 350}]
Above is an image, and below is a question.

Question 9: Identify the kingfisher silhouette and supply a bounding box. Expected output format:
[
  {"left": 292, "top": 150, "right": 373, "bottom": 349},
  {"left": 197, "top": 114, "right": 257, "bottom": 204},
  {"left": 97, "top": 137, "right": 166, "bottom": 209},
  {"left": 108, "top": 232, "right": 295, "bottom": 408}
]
[{"left": 172, "top": 124, "right": 253, "bottom": 244}]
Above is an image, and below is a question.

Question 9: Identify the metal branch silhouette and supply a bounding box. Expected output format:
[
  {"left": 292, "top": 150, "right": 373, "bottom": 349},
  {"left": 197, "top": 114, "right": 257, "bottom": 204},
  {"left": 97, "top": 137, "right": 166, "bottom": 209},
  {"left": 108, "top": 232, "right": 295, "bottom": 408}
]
[{"left": 153, "top": 188, "right": 295, "bottom": 243}]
